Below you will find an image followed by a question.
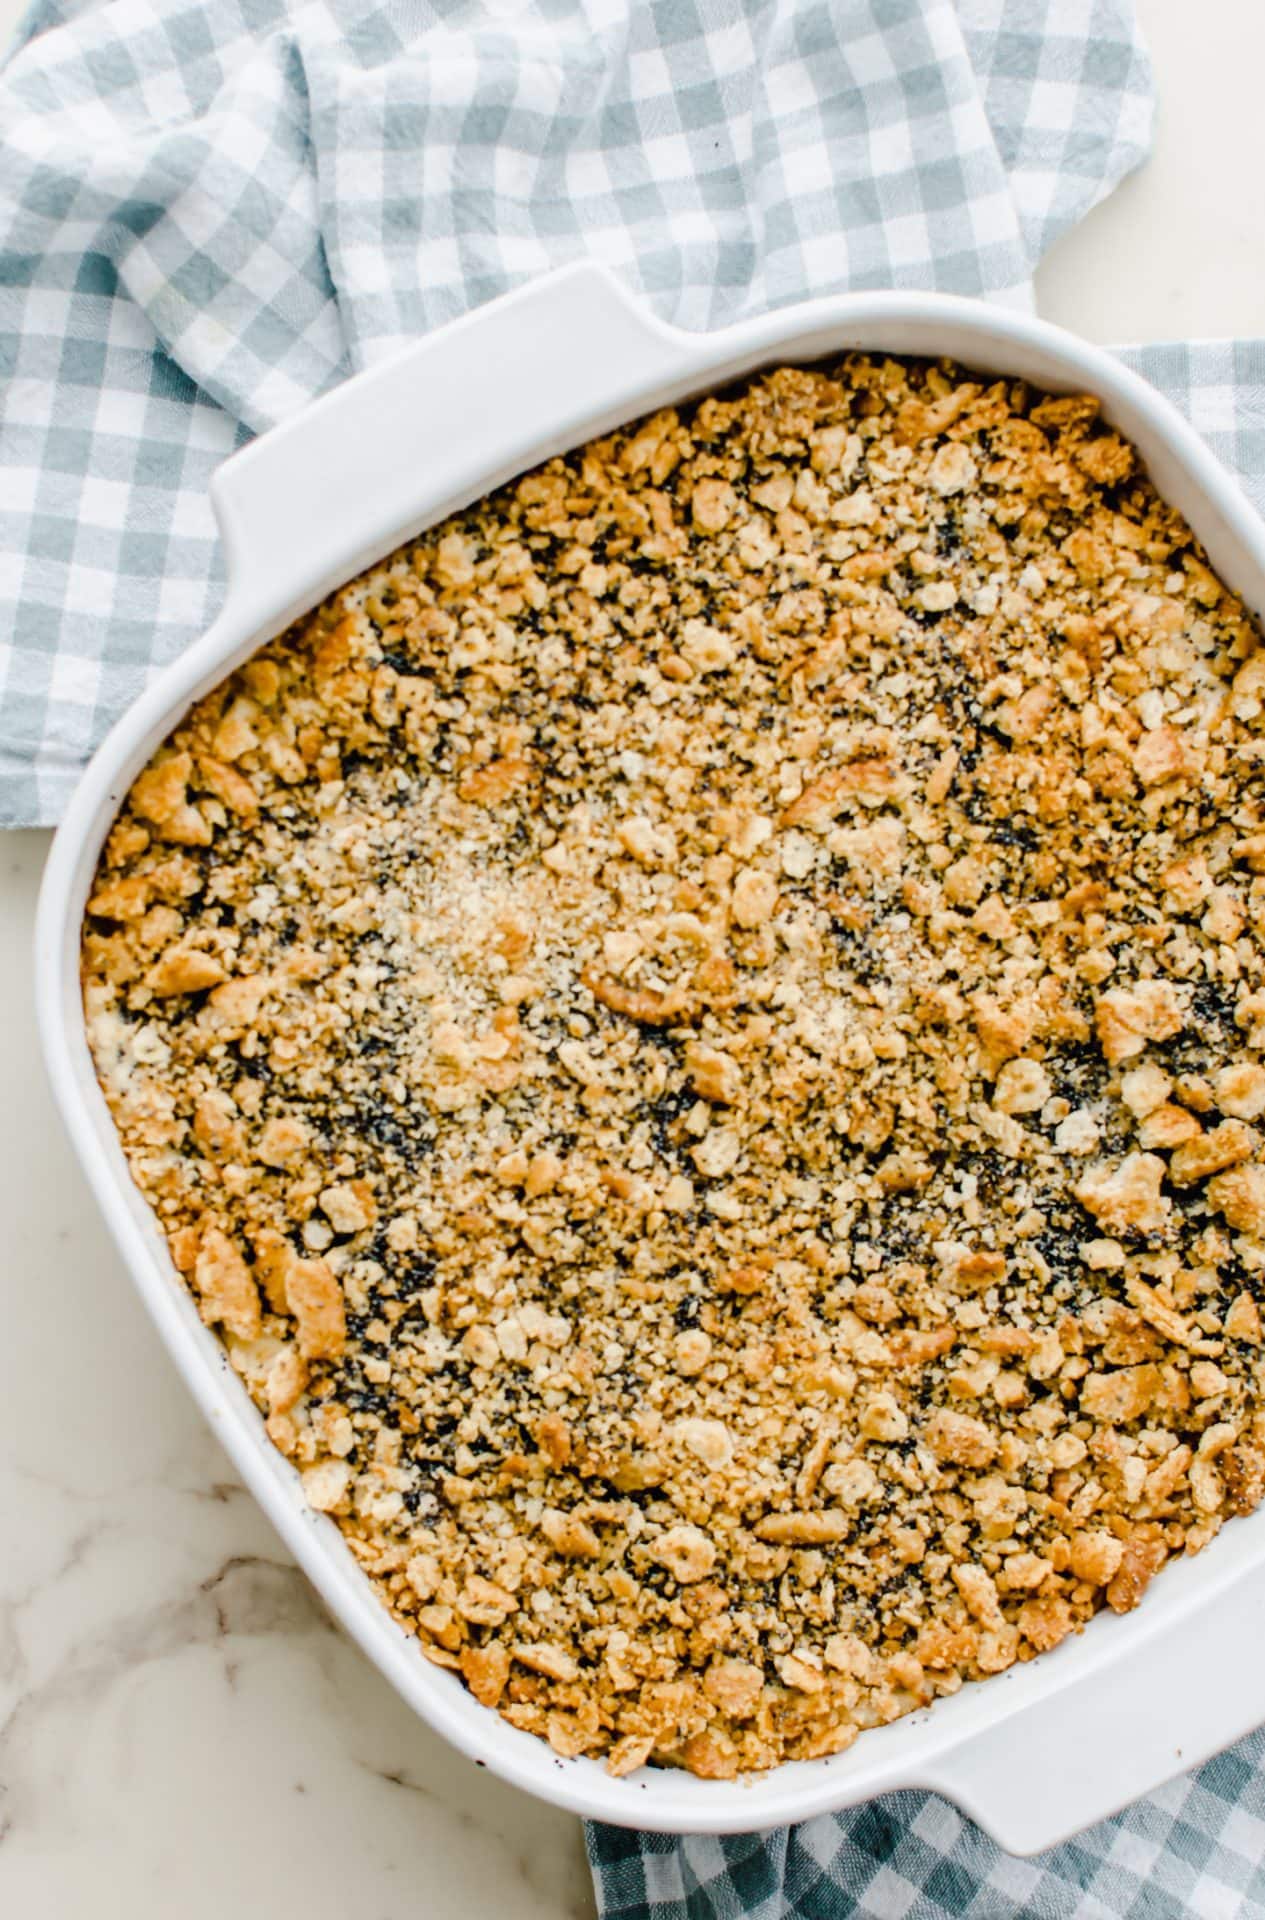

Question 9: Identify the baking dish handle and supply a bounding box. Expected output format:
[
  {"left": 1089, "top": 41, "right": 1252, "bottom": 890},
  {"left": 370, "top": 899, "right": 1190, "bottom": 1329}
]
[
  {"left": 209, "top": 261, "right": 709, "bottom": 619},
  {"left": 917, "top": 1556, "right": 1265, "bottom": 1856}
]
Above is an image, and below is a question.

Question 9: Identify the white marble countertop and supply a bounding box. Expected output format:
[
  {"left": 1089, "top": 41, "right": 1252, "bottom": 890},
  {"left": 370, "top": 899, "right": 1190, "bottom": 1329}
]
[{"left": 4, "top": 3, "right": 1264, "bottom": 1912}]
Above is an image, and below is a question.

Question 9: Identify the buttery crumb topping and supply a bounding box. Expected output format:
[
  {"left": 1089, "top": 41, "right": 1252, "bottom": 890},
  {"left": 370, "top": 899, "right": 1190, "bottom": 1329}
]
[{"left": 83, "top": 355, "right": 1265, "bottom": 1777}]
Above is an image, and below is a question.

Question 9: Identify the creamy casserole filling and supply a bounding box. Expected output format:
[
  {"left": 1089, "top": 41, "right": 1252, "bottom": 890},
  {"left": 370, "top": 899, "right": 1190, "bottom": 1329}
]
[{"left": 82, "top": 356, "right": 1265, "bottom": 1777}]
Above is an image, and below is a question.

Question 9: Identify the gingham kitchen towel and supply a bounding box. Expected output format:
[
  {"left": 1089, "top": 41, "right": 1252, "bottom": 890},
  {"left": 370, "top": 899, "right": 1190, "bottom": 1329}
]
[
  {"left": 0, "top": 0, "right": 1160, "bottom": 824},
  {"left": 586, "top": 1728, "right": 1265, "bottom": 1918},
  {"left": 6, "top": 0, "right": 1265, "bottom": 1913}
]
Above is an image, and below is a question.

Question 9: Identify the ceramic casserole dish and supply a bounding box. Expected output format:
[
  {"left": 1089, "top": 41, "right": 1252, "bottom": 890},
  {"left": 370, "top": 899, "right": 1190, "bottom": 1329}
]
[{"left": 35, "top": 262, "right": 1265, "bottom": 1846}]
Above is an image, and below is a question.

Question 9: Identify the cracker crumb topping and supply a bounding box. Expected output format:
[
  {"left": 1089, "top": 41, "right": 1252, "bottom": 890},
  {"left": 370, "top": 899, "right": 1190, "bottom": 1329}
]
[{"left": 83, "top": 354, "right": 1265, "bottom": 1777}]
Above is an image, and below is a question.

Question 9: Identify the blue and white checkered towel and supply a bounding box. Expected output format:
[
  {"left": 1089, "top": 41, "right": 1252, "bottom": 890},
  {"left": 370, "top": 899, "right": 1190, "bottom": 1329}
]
[
  {"left": 5, "top": 1, "right": 1265, "bottom": 1913},
  {"left": 0, "top": 0, "right": 1160, "bottom": 824}
]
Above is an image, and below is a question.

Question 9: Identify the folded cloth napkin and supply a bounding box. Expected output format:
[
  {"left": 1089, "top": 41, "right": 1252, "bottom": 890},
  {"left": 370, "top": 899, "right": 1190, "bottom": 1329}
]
[
  {"left": 0, "top": 0, "right": 1156, "bottom": 823},
  {"left": 5, "top": 0, "right": 1265, "bottom": 1913},
  {"left": 588, "top": 1727, "right": 1265, "bottom": 1919}
]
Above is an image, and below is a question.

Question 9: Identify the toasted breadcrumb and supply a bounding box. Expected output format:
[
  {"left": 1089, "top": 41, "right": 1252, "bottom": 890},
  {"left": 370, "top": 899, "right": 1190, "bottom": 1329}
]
[{"left": 83, "top": 356, "right": 1265, "bottom": 1776}]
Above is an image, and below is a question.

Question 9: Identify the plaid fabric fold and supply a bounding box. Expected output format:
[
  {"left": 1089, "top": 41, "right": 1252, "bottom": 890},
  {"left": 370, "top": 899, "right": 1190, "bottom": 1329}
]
[
  {"left": 0, "top": 0, "right": 1154, "bottom": 823},
  {"left": 586, "top": 1732, "right": 1265, "bottom": 1920}
]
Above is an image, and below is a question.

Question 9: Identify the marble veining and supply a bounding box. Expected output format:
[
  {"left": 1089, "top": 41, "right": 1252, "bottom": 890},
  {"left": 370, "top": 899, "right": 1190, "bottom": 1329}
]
[{"left": 1, "top": 831, "right": 595, "bottom": 1919}]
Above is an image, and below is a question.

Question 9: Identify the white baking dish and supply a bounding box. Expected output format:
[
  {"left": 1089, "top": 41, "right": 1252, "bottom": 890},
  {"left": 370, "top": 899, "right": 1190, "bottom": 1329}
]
[{"left": 35, "top": 262, "right": 1265, "bottom": 1849}]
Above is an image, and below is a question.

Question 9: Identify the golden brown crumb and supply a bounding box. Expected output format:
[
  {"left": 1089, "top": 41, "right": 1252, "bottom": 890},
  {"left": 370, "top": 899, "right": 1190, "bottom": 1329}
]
[{"left": 82, "top": 354, "right": 1265, "bottom": 1778}]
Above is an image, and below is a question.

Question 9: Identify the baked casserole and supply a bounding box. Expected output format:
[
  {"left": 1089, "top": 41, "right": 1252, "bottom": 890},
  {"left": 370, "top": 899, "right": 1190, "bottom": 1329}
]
[{"left": 81, "top": 354, "right": 1265, "bottom": 1778}]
